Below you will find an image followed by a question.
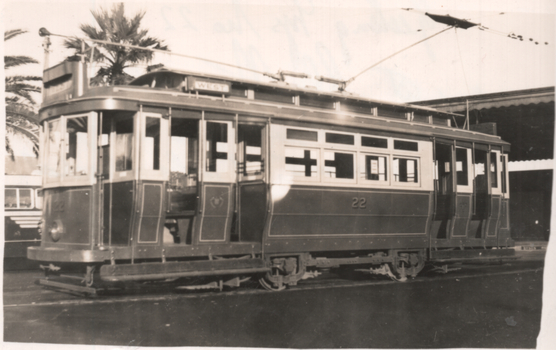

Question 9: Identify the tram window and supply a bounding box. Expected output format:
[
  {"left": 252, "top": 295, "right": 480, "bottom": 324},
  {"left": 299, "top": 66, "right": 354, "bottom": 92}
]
[
  {"left": 170, "top": 119, "right": 198, "bottom": 187},
  {"left": 361, "top": 136, "right": 388, "bottom": 149},
  {"left": 19, "top": 189, "right": 33, "bottom": 208},
  {"left": 144, "top": 117, "right": 161, "bottom": 171},
  {"left": 501, "top": 154, "right": 507, "bottom": 194},
  {"left": 5, "top": 189, "right": 17, "bottom": 208},
  {"left": 456, "top": 148, "right": 469, "bottom": 186},
  {"left": 99, "top": 115, "right": 111, "bottom": 176},
  {"left": 490, "top": 152, "right": 498, "bottom": 188},
  {"left": 115, "top": 116, "right": 134, "bottom": 172},
  {"left": 474, "top": 149, "right": 487, "bottom": 194},
  {"left": 286, "top": 128, "right": 318, "bottom": 142},
  {"left": 360, "top": 154, "right": 387, "bottom": 181},
  {"left": 46, "top": 119, "right": 62, "bottom": 181},
  {"left": 324, "top": 151, "right": 354, "bottom": 179},
  {"left": 65, "top": 116, "right": 89, "bottom": 176},
  {"left": 206, "top": 122, "right": 228, "bottom": 173},
  {"left": 285, "top": 147, "right": 318, "bottom": 178},
  {"left": 393, "top": 158, "right": 418, "bottom": 183},
  {"left": 238, "top": 124, "right": 264, "bottom": 177},
  {"left": 394, "top": 140, "right": 418, "bottom": 152},
  {"left": 325, "top": 133, "right": 354, "bottom": 145}
]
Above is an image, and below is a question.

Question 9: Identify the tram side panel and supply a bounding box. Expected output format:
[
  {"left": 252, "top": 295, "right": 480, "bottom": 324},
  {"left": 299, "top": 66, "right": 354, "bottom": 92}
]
[{"left": 264, "top": 123, "right": 434, "bottom": 254}]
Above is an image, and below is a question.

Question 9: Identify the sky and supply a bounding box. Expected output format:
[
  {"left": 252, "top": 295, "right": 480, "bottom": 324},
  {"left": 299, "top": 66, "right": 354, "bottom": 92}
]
[{"left": 2, "top": 0, "right": 555, "bottom": 106}]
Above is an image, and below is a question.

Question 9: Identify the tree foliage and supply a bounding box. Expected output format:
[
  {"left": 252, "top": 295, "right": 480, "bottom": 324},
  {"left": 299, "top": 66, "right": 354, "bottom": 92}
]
[
  {"left": 4, "top": 29, "right": 41, "bottom": 159},
  {"left": 65, "top": 3, "right": 168, "bottom": 86}
]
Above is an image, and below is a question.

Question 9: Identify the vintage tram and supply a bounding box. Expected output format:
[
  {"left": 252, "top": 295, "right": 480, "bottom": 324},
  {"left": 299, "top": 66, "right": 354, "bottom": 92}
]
[
  {"left": 28, "top": 46, "right": 514, "bottom": 292},
  {"left": 5, "top": 174, "right": 42, "bottom": 267}
]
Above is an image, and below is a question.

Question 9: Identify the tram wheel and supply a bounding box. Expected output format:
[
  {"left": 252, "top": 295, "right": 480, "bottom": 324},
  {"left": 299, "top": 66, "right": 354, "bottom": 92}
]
[
  {"left": 259, "top": 277, "right": 286, "bottom": 291},
  {"left": 84, "top": 266, "right": 96, "bottom": 287},
  {"left": 389, "top": 251, "right": 425, "bottom": 281}
]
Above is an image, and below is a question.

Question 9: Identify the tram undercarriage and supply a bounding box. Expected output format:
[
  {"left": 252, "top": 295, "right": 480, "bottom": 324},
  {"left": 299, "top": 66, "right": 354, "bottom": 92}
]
[{"left": 36, "top": 247, "right": 516, "bottom": 295}]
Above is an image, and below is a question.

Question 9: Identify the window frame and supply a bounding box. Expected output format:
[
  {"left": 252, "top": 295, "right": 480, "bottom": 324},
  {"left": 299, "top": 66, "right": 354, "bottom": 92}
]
[
  {"left": 392, "top": 155, "right": 421, "bottom": 187},
  {"left": 455, "top": 147, "right": 473, "bottom": 193},
  {"left": 283, "top": 145, "right": 321, "bottom": 183},
  {"left": 4, "top": 188, "right": 35, "bottom": 210},
  {"left": 358, "top": 152, "right": 390, "bottom": 186},
  {"left": 140, "top": 112, "right": 169, "bottom": 181},
  {"left": 322, "top": 149, "right": 357, "bottom": 184},
  {"left": 238, "top": 123, "right": 266, "bottom": 182},
  {"left": 489, "top": 150, "right": 502, "bottom": 195},
  {"left": 202, "top": 120, "right": 236, "bottom": 183},
  {"left": 109, "top": 112, "right": 138, "bottom": 183},
  {"left": 43, "top": 112, "right": 97, "bottom": 188}
]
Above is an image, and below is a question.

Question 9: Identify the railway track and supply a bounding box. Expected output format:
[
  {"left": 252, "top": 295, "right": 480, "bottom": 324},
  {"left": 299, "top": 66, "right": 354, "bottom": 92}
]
[{"left": 4, "top": 260, "right": 545, "bottom": 308}]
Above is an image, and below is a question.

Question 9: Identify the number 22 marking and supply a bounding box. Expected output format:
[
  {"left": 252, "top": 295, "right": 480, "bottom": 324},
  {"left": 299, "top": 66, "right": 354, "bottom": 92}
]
[{"left": 352, "top": 197, "right": 366, "bottom": 209}]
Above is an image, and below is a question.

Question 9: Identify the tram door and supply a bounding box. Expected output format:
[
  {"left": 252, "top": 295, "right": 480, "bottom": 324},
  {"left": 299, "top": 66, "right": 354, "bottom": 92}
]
[
  {"left": 485, "top": 150, "right": 503, "bottom": 237},
  {"left": 236, "top": 123, "right": 267, "bottom": 243},
  {"left": 432, "top": 142, "right": 474, "bottom": 240},
  {"left": 196, "top": 119, "right": 236, "bottom": 243},
  {"left": 167, "top": 116, "right": 199, "bottom": 244},
  {"left": 432, "top": 143, "right": 454, "bottom": 239},
  {"left": 99, "top": 112, "right": 138, "bottom": 247},
  {"left": 469, "top": 148, "right": 488, "bottom": 238}
]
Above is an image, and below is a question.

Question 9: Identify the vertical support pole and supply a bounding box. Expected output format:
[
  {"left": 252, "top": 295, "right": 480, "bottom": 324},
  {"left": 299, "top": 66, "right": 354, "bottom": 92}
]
[
  {"left": 466, "top": 100, "right": 470, "bottom": 130},
  {"left": 234, "top": 113, "right": 240, "bottom": 240}
]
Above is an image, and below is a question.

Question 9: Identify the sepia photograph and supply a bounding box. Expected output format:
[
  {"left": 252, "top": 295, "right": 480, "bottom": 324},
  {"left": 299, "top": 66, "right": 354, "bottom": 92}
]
[{"left": 2, "top": 0, "right": 555, "bottom": 349}]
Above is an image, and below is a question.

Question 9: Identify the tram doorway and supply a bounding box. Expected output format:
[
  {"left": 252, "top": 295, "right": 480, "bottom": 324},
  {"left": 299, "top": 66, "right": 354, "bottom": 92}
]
[
  {"left": 236, "top": 123, "right": 267, "bottom": 243},
  {"left": 431, "top": 142, "right": 474, "bottom": 240}
]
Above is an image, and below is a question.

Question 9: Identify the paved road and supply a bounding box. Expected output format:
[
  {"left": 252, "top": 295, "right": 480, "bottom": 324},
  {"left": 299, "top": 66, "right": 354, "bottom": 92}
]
[{"left": 3, "top": 257, "right": 546, "bottom": 348}]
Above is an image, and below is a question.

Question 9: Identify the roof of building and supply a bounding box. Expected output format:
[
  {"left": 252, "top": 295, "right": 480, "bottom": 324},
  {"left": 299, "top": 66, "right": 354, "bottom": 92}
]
[{"left": 410, "top": 87, "right": 555, "bottom": 113}]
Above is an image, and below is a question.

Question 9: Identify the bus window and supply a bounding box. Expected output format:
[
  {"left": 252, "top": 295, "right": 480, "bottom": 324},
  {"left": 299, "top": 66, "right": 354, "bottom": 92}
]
[
  {"left": 206, "top": 122, "right": 229, "bottom": 173},
  {"left": 65, "top": 116, "right": 89, "bottom": 177},
  {"left": 238, "top": 124, "right": 264, "bottom": 180},
  {"left": 19, "top": 189, "right": 33, "bottom": 208},
  {"left": 393, "top": 157, "right": 418, "bottom": 183},
  {"left": 115, "top": 116, "right": 134, "bottom": 172},
  {"left": 5, "top": 189, "right": 17, "bottom": 208},
  {"left": 35, "top": 189, "right": 43, "bottom": 210}
]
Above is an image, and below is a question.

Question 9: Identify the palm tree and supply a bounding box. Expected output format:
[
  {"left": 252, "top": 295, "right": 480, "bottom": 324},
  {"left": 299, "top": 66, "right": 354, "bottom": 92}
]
[
  {"left": 4, "top": 29, "right": 41, "bottom": 158},
  {"left": 64, "top": 3, "right": 168, "bottom": 86}
]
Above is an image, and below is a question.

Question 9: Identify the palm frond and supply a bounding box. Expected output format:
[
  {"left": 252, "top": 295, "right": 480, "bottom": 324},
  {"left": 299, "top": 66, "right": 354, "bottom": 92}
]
[
  {"left": 4, "top": 29, "right": 27, "bottom": 41},
  {"left": 5, "top": 55, "right": 39, "bottom": 69},
  {"left": 6, "top": 123, "right": 40, "bottom": 158},
  {"left": 6, "top": 104, "right": 39, "bottom": 124},
  {"left": 68, "top": 4, "right": 169, "bottom": 86}
]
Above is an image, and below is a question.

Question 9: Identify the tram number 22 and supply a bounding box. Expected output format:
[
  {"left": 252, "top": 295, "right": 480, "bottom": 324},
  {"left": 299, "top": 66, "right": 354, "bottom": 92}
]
[{"left": 352, "top": 197, "right": 367, "bottom": 209}]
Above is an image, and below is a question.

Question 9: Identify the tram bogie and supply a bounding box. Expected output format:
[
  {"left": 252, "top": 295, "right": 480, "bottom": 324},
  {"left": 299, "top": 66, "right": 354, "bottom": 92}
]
[{"left": 28, "top": 59, "right": 514, "bottom": 292}]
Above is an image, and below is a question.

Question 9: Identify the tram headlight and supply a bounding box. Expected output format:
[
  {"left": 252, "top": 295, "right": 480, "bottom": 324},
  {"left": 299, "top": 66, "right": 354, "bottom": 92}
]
[{"left": 48, "top": 220, "right": 64, "bottom": 242}]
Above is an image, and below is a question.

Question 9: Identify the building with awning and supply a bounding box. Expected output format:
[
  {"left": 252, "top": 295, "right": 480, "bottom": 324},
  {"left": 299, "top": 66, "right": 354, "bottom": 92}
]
[{"left": 412, "top": 87, "right": 554, "bottom": 241}]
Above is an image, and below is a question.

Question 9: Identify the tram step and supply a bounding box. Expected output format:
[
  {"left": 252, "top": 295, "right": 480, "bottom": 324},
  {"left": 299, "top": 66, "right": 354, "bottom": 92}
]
[
  {"left": 100, "top": 258, "right": 269, "bottom": 282},
  {"left": 430, "top": 248, "right": 515, "bottom": 262}
]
